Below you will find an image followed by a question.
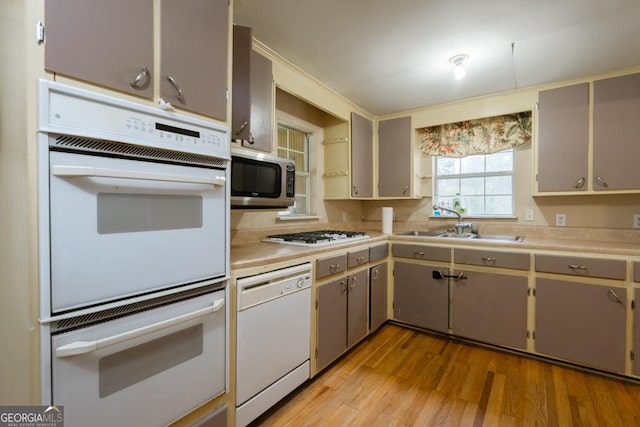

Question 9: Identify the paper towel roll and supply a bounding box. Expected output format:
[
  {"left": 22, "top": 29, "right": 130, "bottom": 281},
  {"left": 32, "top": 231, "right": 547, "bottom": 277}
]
[{"left": 382, "top": 207, "right": 393, "bottom": 234}]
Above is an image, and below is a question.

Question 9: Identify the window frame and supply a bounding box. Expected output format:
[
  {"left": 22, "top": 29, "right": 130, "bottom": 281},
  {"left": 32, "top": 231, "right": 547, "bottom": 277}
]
[
  {"left": 433, "top": 149, "right": 516, "bottom": 218},
  {"left": 277, "top": 124, "right": 311, "bottom": 216}
]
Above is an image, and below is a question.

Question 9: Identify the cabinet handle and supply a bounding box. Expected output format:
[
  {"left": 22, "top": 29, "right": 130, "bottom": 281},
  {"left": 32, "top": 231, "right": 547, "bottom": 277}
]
[
  {"left": 402, "top": 186, "right": 409, "bottom": 195},
  {"left": 356, "top": 256, "right": 365, "bottom": 264},
  {"left": 481, "top": 257, "right": 496, "bottom": 264},
  {"left": 340, "top": 280, "right": 347, "bottom": 294},
  {"left": 235, "top": 120, "right": 248, "bottom": 137},
  {"left": 167, "top": 75, "right": 185, "bottom": 103},
  {"left": 573, "top": 177, "right": 585, "bottom": 189},
  {"left": 329, "top": 263, "right": 341, "bottom": 272},
  {"left": 568, "top": 264, "right": 588, "bottom": 270},
  {"left": 372, "top": 269, "right": 379, "bottom": 280},
  {"left": 608, "top": 289, "right": 624, "bottom": 305},
  {"left": 594, "top": 176, "right": 609, "bottom": 188},
  {"left": 352, "top": 186, "right": 359, "bottom": 195},
  {"left": 432, "top": 270, "right": 467, "bottom": 280},
  {"left": 129, "top": 67, "right": 150, "bottom": 89},
  {"left": 349, "top": 276, "right": 357, "bottom": 289},
  {"left": 413, "top": 251, "right": 425, "bottom": 258}
]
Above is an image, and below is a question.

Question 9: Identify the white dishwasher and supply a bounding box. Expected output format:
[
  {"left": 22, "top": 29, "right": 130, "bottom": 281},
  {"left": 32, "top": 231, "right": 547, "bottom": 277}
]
[{"left": 235, "top": 263, "right": 312, "bottom": 427}]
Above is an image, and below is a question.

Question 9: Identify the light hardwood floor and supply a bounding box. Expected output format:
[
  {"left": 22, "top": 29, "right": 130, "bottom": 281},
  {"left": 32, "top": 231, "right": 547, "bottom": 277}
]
[{"left": 254, "top": 323, "right": 640, "bottom": 426}]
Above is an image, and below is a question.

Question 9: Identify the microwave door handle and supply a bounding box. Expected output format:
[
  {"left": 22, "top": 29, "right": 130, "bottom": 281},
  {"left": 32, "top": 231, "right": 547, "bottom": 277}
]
[
  {"left": 55, "top": 298, "right": 225, "bottom": 358},
  {"left": 52, "top": 165, "right": 226, "bottom": 187}
]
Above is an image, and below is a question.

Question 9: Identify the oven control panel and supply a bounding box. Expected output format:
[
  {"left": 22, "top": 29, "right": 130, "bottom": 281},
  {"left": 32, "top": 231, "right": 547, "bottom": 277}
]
[{"left": 39, "top": 80, "right": 230, "bottom": 159}]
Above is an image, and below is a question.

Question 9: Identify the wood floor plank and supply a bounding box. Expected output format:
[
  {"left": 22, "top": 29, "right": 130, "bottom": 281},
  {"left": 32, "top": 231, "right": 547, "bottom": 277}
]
[{"left": 254, "top": 324, "right": 640, "bottom": 426}]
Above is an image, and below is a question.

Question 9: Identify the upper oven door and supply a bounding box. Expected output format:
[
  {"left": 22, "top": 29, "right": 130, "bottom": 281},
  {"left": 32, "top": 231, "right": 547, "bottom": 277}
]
[{"left": 49, "top": 150, "right": 227, "bottom": 313}]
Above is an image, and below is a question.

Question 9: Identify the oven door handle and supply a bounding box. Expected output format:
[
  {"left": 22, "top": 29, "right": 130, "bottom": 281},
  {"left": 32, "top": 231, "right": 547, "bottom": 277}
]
[
  {"left": 52, "top": 165, "right": 226, "bottom": 187},
  {"left": 54, "top": 298, "right": 225, "bottom": 358}
]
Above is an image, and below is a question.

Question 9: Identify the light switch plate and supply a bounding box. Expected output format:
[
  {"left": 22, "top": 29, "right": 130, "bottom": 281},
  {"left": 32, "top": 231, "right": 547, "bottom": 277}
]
[
  {"left": 555, "top": 213, "right": 566, "bottom": 227},
  {"left": 634, "top": 214, "right": 640, "bottom": 229},
  {"left": 525, "top": 208, "right": 535, "bottom": 221}
]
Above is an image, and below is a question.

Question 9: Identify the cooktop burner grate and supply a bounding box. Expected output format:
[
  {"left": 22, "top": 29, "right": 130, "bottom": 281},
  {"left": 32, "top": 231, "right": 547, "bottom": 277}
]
[{"left": 263, "top": 230, "right": 369, "bottom": 246}]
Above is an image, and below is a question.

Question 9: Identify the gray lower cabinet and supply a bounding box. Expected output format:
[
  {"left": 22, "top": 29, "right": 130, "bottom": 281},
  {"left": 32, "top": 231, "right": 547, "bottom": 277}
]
[
  {"left": 535, "top": 278, "right": 627, "bottom": 373},
  {"left": 369, "top": 263, "right": 388, "bottom": 332},
  {"left": 393, "top": 262, "right": 448, "bottom": 333},
  {"left": 452, "top": 271, "right": 528, "bottom": 349},
  {"left": 634, "top": 288, "right": 640, "bottom": 375},
  {"left": 316, "top": 269, "right": 368, "bottom": 370}
]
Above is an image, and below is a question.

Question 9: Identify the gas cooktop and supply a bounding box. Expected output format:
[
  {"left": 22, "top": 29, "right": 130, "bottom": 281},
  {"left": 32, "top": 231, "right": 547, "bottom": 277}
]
[{"left": 263, "top": 230, "right": 370, "bottom": 247}]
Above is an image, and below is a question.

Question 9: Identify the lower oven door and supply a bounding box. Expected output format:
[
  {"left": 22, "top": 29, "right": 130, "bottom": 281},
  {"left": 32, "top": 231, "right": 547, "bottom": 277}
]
[
  {"left": 51, "top": 290, "right": 226, "bottom": 427},
  {"left": 48, "top": 150, "right": 227, "bottom": 312}
]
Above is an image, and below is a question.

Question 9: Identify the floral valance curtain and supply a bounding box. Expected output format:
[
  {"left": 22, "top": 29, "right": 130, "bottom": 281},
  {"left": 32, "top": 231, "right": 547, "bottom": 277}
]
[{"left": 417, "top": 111, "right": 532, "bottom": 157}]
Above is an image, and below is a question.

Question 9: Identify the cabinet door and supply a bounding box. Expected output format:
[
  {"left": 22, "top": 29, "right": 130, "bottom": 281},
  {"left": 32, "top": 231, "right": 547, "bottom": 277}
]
[
  {"left": 370, "top": 263, "right": 388, "bottom": 332},
  {"left": 536, "top": 83, "right": 589, "bottom": 192},
  {"left": 453, "top": 271, "right": 527, "bottom": 349},
  {"left": 351, "top": 113, "right": 373, "bottom": 197},
  {"left": 317, "top": 277, "right": 348, "bottom": 370},
  {"left": 247, "top": 52, "right": 273, "bottom": 152},
  {"left": 536, "top": 278, "right": 627, "bottom": 373},
  {"left": 393, "top": 262, "right": 448, "bottom": 332},
  {"left": 45, "top": 0, "right": 153, "bottom": 98},
  {"left": 347, "top": 270, "right": 368, "bottom": 347},
  {"left": 232, "top": 25, "right": 252, "bottom": 142},
  {"left": 160, "top": 0, "right": 229, "bottom": 120},
  {"left": 593, "top": 73, "right": 640, "bottom": 190},
  {"left": 378, "top": 116, "right": 412, "bottom": 197},
  {"left": 634, "top": 288, "right": 640, "bottom": 375}
]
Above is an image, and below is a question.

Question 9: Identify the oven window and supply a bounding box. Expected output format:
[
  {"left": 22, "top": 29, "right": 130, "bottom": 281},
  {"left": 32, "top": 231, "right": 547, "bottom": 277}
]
[
  {"left": 99, "top": 324, "right": 203, "bottom": 398},
  {"left": 97, "top": 193, "right": 203, "bottom": 234}
]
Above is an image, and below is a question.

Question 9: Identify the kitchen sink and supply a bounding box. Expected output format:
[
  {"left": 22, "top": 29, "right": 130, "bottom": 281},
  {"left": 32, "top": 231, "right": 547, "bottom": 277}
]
[{"left": 396, "top": 230, "right": 524, "bottom": 242}]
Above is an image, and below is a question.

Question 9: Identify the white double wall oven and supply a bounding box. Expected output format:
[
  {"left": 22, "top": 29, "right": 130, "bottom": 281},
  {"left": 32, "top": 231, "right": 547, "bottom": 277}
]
[{"left": 37, "top": 80, "right": 230, "bottom": 426}]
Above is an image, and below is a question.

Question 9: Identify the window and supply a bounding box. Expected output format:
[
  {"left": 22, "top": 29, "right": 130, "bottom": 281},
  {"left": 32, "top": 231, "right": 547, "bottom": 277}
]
[
  {"left": 434, "top": 149, "right": 514, "bottom": 216},
  {"left": 277, "top": 125, "right": 310, "bottom": 215}
]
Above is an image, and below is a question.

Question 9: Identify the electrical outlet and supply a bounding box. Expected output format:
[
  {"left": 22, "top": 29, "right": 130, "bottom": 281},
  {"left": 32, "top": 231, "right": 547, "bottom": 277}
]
[
  {"left": 525, "top": 208, "right": 535, "bottom": 221},
  {"left": 634, "top": 214, "right": 640, "bottom": 229},
  {"left": 555, "top": 213, "right": 566, "bottom": 227}
]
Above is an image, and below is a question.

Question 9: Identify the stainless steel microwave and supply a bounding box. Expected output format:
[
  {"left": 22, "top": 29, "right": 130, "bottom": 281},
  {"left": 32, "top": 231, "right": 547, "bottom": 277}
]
[{"left": 230, "top": 149, "right": 295, "bottom": 209}]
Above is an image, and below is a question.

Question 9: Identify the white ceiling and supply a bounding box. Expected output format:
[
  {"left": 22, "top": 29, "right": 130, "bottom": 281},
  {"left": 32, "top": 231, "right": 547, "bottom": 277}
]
[{"left": 233, "top": 0, "right": 640, "bottom": 116}]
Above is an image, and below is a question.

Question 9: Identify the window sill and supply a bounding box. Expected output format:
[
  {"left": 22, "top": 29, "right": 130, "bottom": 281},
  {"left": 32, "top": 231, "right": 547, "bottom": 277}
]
[
  {"left": 429, "top": 215, "right": 518, "bottom": 220},
  {"left": 276, "top": 215, "right": 321, "bottom": 222}
]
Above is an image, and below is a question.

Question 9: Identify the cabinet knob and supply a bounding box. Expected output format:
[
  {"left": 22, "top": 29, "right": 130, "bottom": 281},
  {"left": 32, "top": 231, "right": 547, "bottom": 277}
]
[
  {"left": 402, "top": 186, "right": 409, "bottom": 195},
  {"left": 608, "top": 289, "right": 624, "bottom": 305}
]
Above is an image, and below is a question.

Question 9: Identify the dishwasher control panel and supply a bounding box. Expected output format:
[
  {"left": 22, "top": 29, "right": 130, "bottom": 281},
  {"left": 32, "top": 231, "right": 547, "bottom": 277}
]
[{"left": 237, "top": 263, "right": 312, "bottom": 311}]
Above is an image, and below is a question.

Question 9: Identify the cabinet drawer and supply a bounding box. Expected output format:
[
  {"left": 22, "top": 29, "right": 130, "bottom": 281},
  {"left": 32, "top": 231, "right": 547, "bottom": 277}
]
[
  {"left": 392, "top": 244, "right": 450, "bottom": 262},
  {"left": 369, "top": 243, "right": 389, "bottom": 262},
  {"left": 316, "top": 254, "right": 348, "bottom": 279},
  {"left": 455, "top": 248, "right": 529, "bottom": 270},
  {"left": 535, "top": 255, "right": 626, "bottom": 280},
  {"left": 347, "top": 249, "right": 369, "bottom": 268},
  {"left": 634, "top": 262, "right": 640, "bottom": 283}
]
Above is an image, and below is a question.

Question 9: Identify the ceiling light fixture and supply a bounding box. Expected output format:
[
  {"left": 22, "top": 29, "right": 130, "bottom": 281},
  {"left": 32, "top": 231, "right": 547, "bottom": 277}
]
[{"left": 449, "top": 54, "right": 469, "bottom": 80}]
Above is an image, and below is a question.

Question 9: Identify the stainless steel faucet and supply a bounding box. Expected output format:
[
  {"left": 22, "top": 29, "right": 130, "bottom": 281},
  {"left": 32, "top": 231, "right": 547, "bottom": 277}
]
[{"left": 433, "top": 203, "right": 473, "bottom": 235}]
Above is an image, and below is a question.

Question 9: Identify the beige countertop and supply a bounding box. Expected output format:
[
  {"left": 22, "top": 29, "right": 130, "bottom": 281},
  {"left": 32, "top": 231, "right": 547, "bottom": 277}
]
[{"left": 231, "top": 229, "right": 640, "bottom": 271}]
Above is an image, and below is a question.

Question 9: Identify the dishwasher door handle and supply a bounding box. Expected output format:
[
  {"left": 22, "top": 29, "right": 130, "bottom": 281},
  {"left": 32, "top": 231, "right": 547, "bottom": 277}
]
[{"left": 55, "top": 298, "right": 224, "bottom": 358}]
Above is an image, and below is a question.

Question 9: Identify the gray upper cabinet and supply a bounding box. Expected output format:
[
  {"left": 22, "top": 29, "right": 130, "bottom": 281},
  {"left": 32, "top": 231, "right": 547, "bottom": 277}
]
[
  {"left": 537, "top": 83, "right": 589, "bottom": 192},
  {"left": 160, "top": 0, "right": 229, "bottom": 120},
  {"left": 378, "top": 116, "right": 412, "bottom": 197},
  {"left": 351, "top": 113, "right": 373, "bottom": 198},
  {"left": 232, "top": 25, "right": 273, "bottom": 152},
  {"left": 593, "top": 72, "right": 640, "bottom": 191},
  {"left": 45, "top": 0, "right": 154, "bottom": 99}
]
